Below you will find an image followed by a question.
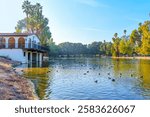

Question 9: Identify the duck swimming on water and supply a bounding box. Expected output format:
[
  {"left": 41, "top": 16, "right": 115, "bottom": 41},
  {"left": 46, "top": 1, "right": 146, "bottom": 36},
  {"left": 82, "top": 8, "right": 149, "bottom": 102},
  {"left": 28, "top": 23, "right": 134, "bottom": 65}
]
[{"left": 112, "top": 79, "right": 115, "bottom": 82}]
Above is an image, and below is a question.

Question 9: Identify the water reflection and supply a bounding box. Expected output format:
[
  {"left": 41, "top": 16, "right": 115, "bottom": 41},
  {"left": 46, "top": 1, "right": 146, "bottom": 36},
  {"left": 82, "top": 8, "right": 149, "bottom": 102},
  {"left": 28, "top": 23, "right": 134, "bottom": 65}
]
[
  {"left": 138, "top": 60, "right": 150, "bottom": 89},
  {"left": 16, "top": 58, "right": 150, "bottom": 100},
  {"left": 16, "top": 62, "right": 51, "bottom": 99}
]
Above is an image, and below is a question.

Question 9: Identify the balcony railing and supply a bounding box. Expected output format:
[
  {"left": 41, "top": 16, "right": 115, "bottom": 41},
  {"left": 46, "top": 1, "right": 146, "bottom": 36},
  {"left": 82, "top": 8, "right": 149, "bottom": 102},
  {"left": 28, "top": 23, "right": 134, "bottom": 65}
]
[{"left": 0, "top": 43, "right": 49, "bottom": 52}]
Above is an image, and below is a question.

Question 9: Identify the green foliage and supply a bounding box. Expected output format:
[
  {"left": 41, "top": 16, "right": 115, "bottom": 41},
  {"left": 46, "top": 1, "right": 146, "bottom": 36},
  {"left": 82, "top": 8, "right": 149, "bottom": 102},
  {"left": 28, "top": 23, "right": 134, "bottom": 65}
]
[
  {"left": 138, "top": 21, "right": 150, "bottom": 55},
  {"left": 119, "top": 39, "right": 126, "bottom": 55},
  {"left": 111, "top": 17, "right": 150, "bottom": 57},
  {"left": 130, "top": 29, "right": 141, "bottom": 46},
  {"left": 58, "top": 42, "right": 87, "bottom": 56},
  {"left": 15, "top": 0, "right": 51, "bottom": 45},
  {"left": 47, "top": 38, "right": 60, "bottom": 56},
  {"left": 119, "top": 39, "right": 133, "bottom": 56},
  {"left": 112, "top": 34, "right": 121, "bottom": 57},
  {"left": 100, "top": 41, "right": 112, "bottom": 56},
  {"left": 57, "top": 41, "right": 113, "bottom": 56},
  {"left": 88, "top": 41, "right": 102, "bottom": 55}
]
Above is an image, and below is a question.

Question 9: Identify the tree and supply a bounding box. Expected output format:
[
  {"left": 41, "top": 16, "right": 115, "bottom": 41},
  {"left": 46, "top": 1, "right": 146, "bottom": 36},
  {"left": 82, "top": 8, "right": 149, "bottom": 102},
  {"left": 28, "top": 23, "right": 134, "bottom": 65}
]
[
  {"left": 22, "top": 0, "right": 31, "bottom": 31},
  {"left": 124, "top": 29, "right": 127, "bottom": 36},
  {"left": 119, "top": 39, "right": 133, "bottom": 56},
  {"left": 88, "top": 41, "right": 102, "bottom": 55},
  {"left": 114, "top": 33, "right": 118, "bottom": 39},
  {"left": 16, "top": 0, "right": 51, "bottom": 46},
  {"left": 138, "top": 21, "right": 150, "bottom": 55},
  {"left": 112, "top": 33, "right": 121, "bottom": 57},
  {"left": 130, "top": 29, "right": 141, "bottom": 46},
  {"left": 105, "top": 42, "right": 112, "bottom": 56},
  {"left": 47, "top": 38, "right": 59, "bottom": 56},
  {"left": 58, "top": 42, "right": 87, "bottom": 56},
  {"left": 15, "top": 19, "right": 27, "bottom": 33},
  {"left": 100, "top": 41, "right": 112, "bottom": 56},
  {"left": 119, "top": 39, "right": 126, "bottom": 55}
]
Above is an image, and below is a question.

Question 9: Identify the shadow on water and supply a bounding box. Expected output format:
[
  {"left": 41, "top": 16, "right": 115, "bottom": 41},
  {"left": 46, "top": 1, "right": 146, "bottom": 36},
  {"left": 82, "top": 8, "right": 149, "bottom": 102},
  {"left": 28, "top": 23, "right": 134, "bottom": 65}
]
[{"left": 16, "top": 57, "right": 150, "bottom": 100}]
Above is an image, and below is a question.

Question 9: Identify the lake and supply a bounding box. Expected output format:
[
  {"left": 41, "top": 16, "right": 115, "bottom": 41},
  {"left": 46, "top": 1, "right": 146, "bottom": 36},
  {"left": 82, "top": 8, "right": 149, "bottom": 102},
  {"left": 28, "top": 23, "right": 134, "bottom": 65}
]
[{"left": 16, "top": 57, "right": 150, "bottom": 100}]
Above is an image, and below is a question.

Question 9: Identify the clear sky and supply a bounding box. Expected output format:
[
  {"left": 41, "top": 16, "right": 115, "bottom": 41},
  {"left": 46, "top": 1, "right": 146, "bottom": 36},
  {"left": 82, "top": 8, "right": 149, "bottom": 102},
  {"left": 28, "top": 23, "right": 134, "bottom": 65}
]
[{"left": 0, "top": 0, "right": 150, "bottom": 44}]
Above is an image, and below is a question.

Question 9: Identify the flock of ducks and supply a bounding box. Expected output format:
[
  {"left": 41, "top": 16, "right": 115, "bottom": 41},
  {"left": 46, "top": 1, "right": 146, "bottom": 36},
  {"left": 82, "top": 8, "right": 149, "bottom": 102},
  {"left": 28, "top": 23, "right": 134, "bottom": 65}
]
[
  {"left": 12, "top": 63, "right": 144, "bottom": 85},
  {"left": 81, "top": 64, "right": 144, "bottom": 84},
  {"left": 83, "top": 69, "right": 116, "bottom": 83},
  {"left": 46, "top": 62, "right": 144, "bottom": 84}
]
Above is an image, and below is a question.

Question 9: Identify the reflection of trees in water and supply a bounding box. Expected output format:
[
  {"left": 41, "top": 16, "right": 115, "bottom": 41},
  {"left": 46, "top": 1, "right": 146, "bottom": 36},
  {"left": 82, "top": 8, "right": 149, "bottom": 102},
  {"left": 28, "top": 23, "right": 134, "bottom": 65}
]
[
  {"left": 112, "top": 59, "right": 150, "bottom": 89},
  {"left": 22, "top": 58, "right": 150, "bottom": 99},
  {"left": 23, "top": 67, "right": 52, "bottom": 99},
  {"left": 112, "top": 59, "right": 136, "bottom": 77},
  {"left": 138, "top": 60, "right": 150, "bottom": 89}
]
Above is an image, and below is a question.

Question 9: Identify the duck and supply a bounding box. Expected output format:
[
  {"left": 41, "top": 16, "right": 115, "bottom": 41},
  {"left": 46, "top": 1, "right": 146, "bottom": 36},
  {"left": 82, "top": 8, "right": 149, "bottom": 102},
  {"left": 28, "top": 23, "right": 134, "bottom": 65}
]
[
  {"left": 83, "top": 73, "right": 86, "bottom": 75},
  {"left": 140, "top": 76, "right": 143, "bottom": 78},
  {"left": 112, "top": 79, "right": 115, "bottom": 82}
]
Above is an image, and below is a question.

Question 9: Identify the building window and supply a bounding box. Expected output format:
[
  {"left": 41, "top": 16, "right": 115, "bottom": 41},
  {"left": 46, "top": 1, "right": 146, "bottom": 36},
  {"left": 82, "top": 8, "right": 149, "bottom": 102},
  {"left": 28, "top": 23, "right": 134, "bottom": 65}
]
[{"left": 24, "top": 52, "right": 26, "bottom": 56}]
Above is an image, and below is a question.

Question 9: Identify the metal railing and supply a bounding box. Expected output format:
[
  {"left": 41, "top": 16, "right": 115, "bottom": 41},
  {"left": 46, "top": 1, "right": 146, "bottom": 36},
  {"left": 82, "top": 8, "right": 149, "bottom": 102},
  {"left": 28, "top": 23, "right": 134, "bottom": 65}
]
[{"left": 0, "top": 43, "right": 49, "bottom": 52}]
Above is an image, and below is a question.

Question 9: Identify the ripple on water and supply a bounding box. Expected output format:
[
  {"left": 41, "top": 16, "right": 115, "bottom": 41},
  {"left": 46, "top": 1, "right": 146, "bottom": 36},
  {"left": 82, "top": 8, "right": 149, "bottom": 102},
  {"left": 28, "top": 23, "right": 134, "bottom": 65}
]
[{"left": 17, "top": 57, "right": 150, "bottom": 100}]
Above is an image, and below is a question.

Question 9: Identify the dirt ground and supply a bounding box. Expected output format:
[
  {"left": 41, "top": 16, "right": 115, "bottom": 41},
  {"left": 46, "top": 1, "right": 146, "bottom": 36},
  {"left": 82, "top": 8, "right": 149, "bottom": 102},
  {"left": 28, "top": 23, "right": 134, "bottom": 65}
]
[{"left": 0, "top": 57, "right": 38, "bottom": 100}]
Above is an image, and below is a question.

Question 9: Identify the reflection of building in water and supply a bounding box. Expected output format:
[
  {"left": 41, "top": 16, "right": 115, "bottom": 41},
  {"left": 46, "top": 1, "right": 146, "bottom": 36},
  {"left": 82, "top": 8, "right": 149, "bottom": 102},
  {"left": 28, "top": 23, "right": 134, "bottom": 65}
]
[
  {"left": 23, "top": 67, "right": 50, "bottom": 99},
  {"left": 0, "top": 33, "right": 48, "bottom": 63},
  {"left": 16, "top": 62, "right": 42, "bottom": 68}
]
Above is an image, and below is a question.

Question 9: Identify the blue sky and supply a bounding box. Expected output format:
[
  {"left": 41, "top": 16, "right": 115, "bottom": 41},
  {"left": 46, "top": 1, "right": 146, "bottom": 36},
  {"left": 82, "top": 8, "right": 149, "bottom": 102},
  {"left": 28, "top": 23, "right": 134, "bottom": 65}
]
[{"left": 0, "top": 0, "right": 150, "bottom": 44}]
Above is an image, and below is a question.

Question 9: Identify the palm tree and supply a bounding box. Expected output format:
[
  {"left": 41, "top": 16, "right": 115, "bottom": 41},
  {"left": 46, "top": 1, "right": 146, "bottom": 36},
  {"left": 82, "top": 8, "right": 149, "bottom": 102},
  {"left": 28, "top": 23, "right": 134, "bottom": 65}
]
[
  {"left": 22, "top": 0, "right": 31, "bottom": 31},
  {"left": 124, "top": 29, "right": 127, "bottom": 36},
  {"left": 103, "top": 40, "right": 106, "bottom": 55},
  {"left": 114, "top": 33, "right": 118, "bottom": 39},
  {"left": 139, "top": 22, "right": 142, "bottom": 27}
]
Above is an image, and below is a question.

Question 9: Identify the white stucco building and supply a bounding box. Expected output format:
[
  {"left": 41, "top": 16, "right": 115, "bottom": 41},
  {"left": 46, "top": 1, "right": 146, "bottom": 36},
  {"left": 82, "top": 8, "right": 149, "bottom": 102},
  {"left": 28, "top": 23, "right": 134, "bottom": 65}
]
[{"left": 0, "top": 33, "right": 48, "bottom": 63}]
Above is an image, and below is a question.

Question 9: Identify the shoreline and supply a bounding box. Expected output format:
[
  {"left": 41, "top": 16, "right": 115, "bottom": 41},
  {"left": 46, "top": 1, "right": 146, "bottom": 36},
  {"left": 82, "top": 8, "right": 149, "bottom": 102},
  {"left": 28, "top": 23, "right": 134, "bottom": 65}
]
[
  {"left": 0, "top": 57, "right": 38, "bottom": 100},
  {"left": 112, "top": 56, "right": 150, "bottom": 60}
]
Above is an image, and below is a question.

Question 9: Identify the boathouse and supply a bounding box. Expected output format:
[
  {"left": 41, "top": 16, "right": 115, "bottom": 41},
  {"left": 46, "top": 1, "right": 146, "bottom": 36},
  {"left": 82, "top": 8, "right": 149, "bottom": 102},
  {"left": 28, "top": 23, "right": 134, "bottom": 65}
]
[{"left": 0, "top": 33, "right": 48, "bottom": 63}]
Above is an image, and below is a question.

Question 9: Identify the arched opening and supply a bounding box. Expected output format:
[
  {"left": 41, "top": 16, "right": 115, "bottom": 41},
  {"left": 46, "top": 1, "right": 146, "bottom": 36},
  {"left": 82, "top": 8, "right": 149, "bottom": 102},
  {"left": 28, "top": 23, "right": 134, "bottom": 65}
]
[
  {"left": 0, "top": 38, "right": 5, "bottom": 48},
  {"left": 8, "top": 37, "right": 15, "bottom": 48},
  {"left": 18, "top": 37, "right": 25, "bottom": 48}
]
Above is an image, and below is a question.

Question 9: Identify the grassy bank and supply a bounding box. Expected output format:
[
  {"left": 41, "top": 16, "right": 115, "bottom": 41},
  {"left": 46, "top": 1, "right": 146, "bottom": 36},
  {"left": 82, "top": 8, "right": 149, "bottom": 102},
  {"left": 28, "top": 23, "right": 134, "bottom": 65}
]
[{"left": 0, "top": 57, "right": 38, "bottom": 100}]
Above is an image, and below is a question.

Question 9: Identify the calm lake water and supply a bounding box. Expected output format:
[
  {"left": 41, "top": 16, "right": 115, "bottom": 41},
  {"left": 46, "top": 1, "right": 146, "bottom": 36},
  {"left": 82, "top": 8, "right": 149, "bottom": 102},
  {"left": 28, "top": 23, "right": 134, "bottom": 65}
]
[{"left": 16, "top": 57, "right": 150, "bottom": 100}]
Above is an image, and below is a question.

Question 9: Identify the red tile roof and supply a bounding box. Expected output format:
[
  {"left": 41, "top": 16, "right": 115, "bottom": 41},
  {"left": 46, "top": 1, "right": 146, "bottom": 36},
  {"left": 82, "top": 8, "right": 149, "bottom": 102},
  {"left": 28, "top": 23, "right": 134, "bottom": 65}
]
[{"left": 0, "top": 33, "right": 35, "bottom": 37}]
